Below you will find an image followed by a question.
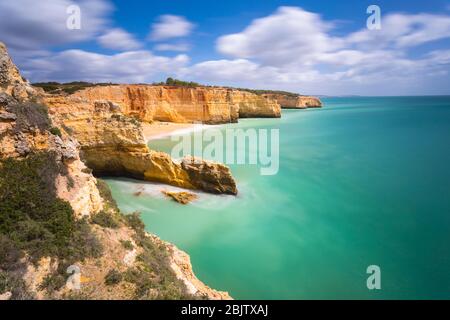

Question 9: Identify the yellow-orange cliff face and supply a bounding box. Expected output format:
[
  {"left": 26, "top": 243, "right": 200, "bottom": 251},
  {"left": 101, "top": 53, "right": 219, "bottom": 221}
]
[
  {"left": 262, "top": 93, "right": 322, "bottom": 109},
  {"left": 0, "top": 42, "right": 232, "bottom": 300},
  {"left": 42, "top": 84, "right": 282, "bottom": 196},
  {"left": 45, "top": 95, "right": 238, "bottom": 195},
  {"left": 58, "top": 85, "right": 280, "bottom": 124}
]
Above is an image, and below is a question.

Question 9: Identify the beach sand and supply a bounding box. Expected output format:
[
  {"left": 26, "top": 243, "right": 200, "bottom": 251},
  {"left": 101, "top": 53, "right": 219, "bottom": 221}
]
[{"left": 142, "top": 122, "right": 196, "bottom": 141}]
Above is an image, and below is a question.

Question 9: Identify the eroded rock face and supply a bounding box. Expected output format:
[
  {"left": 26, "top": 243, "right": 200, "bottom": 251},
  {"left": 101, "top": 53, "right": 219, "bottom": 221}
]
[
  {"left": 46, "top": 84, "right": 280, "bottom": 124},
  {"left": 44, "top": 99, "right": 238, "bottom": 195},
  {"left": 181, "top": 156, "right": 238, "bottom": 195},
  {"left": 262, "top": 93, "right": 322, "bottom": 109},
  {"left": 160, "top": 234, "right": 232, "bottom": 300},
  {"left": 162, "top": 190, "right": 198, "bottom": 204},
  {"left": 0, "top": 42, "right": 36, "bottom": 101},
  {"left": 0, "top": 43, "right": 104, "bottom": 218},
  {"left": 1, "top": 41, "right": 231, "bottom": 300},
  {"left": 233, "top": 90, "right": 281, "bottom": 118}
]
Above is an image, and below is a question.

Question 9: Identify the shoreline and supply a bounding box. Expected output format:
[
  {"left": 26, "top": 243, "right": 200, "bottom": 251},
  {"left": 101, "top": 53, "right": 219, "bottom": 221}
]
[{"left": 143, "top": 122, "right": 217, "bottom": 141}]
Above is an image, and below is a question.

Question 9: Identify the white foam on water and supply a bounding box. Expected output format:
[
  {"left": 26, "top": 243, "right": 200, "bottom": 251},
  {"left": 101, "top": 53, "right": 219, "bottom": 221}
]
[{"left": 147, "top": 123, "right": 220, "bottom": 141}]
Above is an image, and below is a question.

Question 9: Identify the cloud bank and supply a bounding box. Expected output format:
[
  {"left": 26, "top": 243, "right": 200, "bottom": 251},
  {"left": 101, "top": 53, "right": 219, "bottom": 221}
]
[{"left": 1, "top": 2, "right": 450, "bottom": 95}]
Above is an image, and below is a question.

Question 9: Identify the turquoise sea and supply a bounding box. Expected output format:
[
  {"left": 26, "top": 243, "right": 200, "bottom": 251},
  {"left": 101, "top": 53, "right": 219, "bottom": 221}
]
[{"left": 106, "top": 97, "right": 450, "bottom": 299}]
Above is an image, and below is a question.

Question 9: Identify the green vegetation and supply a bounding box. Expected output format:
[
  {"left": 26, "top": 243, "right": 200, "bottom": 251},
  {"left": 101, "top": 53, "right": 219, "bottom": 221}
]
[
  {"left": 49, "top": 127, "right": 62, "bottom": 137},
  {"left": 104, "top": 269, "right": 123, "bottom": 286},
  {"left": 66, "top": 175, "right": 75, "bottom": 190},
  {"left": 120, "top": 240, "right": 134, "bottom": 250},
  {"left": 0, "top": 152, "right": 103, "bottom": 296},
  {"left": 153, "top": 78, "right": 301, "bottom": 97},
  {"left": 96, "top": 179, "right": 120, "bottom": 213},
  {"left": 32, "top": 81, "right": 117, "bottom": 95},
  {"left": 152, "top": 77, "right": 201, "bottom": 88},
  {"left": 0, "top": 270, "right": 35, "bottom": 300},
  {"left": 91, "top": 211, "right": 120, "bottom": 229},
  {"left": 230, "top": 87, "right": 301, "bottom": 97},
  {"left": 0, "top": 161, "right": 199, "bottom": 299},
  {"left": 124, "top": 212, "right": 146, "bottom": 234},
  {"left": 121, "top": 211, "right": 196, "bottom": 299}
]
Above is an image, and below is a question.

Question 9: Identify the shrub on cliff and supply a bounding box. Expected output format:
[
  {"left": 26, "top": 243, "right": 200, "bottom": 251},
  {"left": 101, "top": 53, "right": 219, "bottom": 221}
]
[
  {"left": 96, "top": 179, "right": 119, "bottom": 212},
  {"left": 165, "top": 77, "right": 200, "bottom": 87},
  {"left": 0, "top": 153, "right": 102, "bottom": 267},
  {"left": 49, "top": 127, "right": 62, "bottom": 137},
  {"left": 33, "top": 82, "right": 117, "bottom": 95},
  {"left": 91, "top": 211, "right": 120, "bottom": 229},
  {"left": 104, "top": 269, "right": 123, "bottom": 286},
  {"left": 124, "top": 212, "right": 146, "bottom": 235},
  {"left": 0, "top": 270, "right": 35, "bottom": 300},
  {"left": 120, "top": 240, "right": 134, "bottom": 250}
]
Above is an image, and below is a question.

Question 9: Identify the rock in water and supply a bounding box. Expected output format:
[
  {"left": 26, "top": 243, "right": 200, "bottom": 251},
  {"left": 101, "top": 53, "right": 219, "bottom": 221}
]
[
  {"left": 162, "top": 190, "right": 199, "bottom": 204},
  {"left": 181, "top": 156, "right": 238, "bottom": 195}
]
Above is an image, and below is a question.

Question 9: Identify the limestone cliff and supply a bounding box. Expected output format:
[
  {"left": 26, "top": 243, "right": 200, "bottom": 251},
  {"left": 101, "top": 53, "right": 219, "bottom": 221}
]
[
  {"left": 262, "top": 93, "right": 322, "bottom": 109},
  {"left": 0, "top": 42, "right": 231, "bottom": 300},
  {"left": 51, "top": 84, "right": 280, "bottom": 124},
  {"left": 43, "top": 101, "right": 238, "bottom": 195}
]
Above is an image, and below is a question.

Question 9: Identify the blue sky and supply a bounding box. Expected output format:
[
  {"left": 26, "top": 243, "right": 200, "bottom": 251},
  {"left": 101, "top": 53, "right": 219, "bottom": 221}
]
[{"left": 1, "top": 0, "right": 450, "bottom": 95}]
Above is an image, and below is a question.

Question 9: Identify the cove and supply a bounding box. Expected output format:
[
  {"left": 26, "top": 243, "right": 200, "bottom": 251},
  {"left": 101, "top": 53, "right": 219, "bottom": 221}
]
[{"left": 105, "top": 96, "right": 450, "bottom": 299}]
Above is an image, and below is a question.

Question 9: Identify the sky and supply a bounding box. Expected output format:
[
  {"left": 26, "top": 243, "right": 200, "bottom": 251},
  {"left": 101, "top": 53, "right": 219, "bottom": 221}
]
[{"left": 1, "top": 0, "right": 450, "bottom": 95}]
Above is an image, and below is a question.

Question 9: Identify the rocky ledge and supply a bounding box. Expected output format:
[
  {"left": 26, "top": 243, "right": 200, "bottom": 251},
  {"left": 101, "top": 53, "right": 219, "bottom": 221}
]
[
  {"left": 262, "top": 93, "right": 322, "bottom": 109},
  {"left": 0, "top": 41, "right": 231, "bottom": 300},
  {"left": 45, "top": 84, "right": 281, "bottom": 125}
]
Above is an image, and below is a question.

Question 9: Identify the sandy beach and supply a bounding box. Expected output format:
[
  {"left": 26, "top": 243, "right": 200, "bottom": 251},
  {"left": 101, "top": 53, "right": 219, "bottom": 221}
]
[{"left": 142, "top": 122, "right": 197, "bottom": 141}]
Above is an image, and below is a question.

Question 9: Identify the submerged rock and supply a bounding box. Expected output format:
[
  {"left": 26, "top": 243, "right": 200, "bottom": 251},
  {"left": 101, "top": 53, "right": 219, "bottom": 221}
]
[{"left": 162, "top": 190, "right": 198, "bottom": 204}]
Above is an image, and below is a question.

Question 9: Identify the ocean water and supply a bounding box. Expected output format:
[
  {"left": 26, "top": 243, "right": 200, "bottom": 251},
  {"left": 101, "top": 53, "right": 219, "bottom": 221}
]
[{"left": 105, "top": 97, "right": 450, "bottom": 299}]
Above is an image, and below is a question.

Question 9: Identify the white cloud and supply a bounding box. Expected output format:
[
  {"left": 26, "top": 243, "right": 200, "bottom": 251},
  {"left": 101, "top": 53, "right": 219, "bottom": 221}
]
[
  {"left": 22, "top": 49, "right": 190, "bottom": 83},
  {"left": 98, "top": 28, "right": 142, "bottom": 50},
  {"left": 3, "top": 2, "right": 450, "bottom": 95},
  {"left": 196, "top": 6, "right": 450, "bottom": 95},
  {"left": 149, "top": 15, "right": 195, "bottom": 41},
  {"left": 181, "top": 53, "right": 449, "bottom": 96},
  {"left": 217, "top": 7, "right": 342, "bottom": 67},
  {"left": 154, "top": 43, "right": 191, "bottom": 52},
  {"left": 0, "top": 0, "right": 112, "bottom": 50},
  {"left": 346, "top": 13, "right": 450, "bottom": 49}
]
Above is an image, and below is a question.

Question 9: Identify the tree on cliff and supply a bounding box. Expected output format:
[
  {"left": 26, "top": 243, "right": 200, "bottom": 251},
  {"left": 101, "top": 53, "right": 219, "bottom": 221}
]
[{"left": 165, "top": 77, "right": 200, "bottom": 87}]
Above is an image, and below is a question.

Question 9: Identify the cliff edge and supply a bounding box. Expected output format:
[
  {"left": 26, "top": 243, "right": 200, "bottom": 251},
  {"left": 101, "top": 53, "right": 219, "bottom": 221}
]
[
  {"left": 0, "top": 42, "right": 231, "bottom": 300},
  {"left": 262, "top": 93, "right": 322, "bottom": 109}
]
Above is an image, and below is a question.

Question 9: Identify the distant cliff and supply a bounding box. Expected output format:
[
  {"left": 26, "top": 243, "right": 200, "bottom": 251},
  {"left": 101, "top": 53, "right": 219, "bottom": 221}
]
[
  {"left": 51, "top": 85, "right": 281, "bottom": 124},
  {"left": 261, "top": 93, "right": 322, "bottom": 109}
]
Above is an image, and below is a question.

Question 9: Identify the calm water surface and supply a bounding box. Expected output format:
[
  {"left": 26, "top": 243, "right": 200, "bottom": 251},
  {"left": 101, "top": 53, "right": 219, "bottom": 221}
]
[{"left": 106, "top": 97, "right": 450, "bottom": 299}]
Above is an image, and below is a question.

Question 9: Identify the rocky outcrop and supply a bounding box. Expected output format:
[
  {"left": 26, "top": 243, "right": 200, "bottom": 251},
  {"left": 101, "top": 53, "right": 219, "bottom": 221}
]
[
  {"left": 0, "top": 42, "right": 37, "bottom": 101},
  {"left": 0, "top": 42, "right": 105, "bottom": 218},
  {"left": 47, "top": 84, "right": 280, "bottom": 124},
  {"left": 48, "top": 109, "right": 237, "bottom": 195},
  {"left": 157, "top": 234, "right": 232, "bottom": 300},
  {"left": 231, "top": 90, "right": 281, "bottom": 118},
  {"left": 0, "top": 42, "right": 232, "bottom": 300},
  {"left": 162, "top": 191, "right": 198, "bottom": 204},
  {"left": 262, "top": 93, "right": 322, "bottom": 109}
]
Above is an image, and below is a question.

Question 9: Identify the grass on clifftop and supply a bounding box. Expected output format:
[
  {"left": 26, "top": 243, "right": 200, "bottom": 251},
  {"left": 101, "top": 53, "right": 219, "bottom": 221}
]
[{"left": 32, "top": 81, "right": 116, "bottom": 95}]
